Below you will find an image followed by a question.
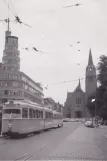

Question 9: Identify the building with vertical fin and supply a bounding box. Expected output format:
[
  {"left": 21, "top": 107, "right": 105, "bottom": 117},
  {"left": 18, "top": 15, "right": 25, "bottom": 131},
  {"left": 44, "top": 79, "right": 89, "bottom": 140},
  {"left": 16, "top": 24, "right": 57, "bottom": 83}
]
[
  {"left": 64, "top": 49, "right": 97, "bottom": 118},
  {"left": 0, "top": 20, "right": 44, "bottom": 110}
]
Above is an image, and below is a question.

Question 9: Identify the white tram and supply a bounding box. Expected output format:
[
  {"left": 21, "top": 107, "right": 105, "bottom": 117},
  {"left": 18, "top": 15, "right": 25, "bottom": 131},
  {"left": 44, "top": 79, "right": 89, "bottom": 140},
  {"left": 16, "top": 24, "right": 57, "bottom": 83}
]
[{"left": 2, "top": 100, "right": 63, "bottom": 137}]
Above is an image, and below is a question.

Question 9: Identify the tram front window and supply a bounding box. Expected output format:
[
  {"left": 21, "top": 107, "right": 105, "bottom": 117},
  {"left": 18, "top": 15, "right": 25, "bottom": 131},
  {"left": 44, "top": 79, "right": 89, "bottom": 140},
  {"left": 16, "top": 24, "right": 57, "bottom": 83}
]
[{"left": 4, "top": 109, "right": 21, "bottom": 114}]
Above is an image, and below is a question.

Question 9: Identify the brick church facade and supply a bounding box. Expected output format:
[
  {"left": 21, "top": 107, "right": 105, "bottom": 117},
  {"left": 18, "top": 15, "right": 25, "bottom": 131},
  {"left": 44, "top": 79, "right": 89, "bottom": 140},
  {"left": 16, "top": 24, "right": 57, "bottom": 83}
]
[{"left": 64, "top": 49, "right": 97, "bottom": 118}]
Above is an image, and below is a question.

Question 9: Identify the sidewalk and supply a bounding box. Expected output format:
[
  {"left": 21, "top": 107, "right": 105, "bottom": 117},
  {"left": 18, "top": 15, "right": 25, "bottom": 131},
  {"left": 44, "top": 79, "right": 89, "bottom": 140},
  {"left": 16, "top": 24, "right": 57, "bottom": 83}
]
[
  {"left": 43, "top": 124, "right": 107, "bottom": 160},
  {"left": 97, "top": 125, "right": 107, "bottom": 139},
  {"left": 0, "top": 134, "right": 2, "bottom": 138}
]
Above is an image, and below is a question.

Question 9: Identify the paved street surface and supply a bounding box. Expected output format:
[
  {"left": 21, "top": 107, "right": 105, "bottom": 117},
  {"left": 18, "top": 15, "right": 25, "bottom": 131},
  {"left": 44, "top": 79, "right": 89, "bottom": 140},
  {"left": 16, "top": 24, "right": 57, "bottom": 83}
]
[
  {"left": 0, "top": 122, "right": 80, "bottom": 160},
  {"left": 0, "top": 122, "right": 107, "bottom": 161}
]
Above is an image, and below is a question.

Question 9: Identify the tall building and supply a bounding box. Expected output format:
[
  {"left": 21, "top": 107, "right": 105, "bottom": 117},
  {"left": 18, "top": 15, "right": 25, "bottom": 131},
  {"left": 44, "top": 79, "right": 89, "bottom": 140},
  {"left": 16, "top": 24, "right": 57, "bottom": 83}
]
[
  {"left": 64, "top": 49, "right": 97, "bottom": 118},
  {"left": 0, "top": 20, "right": 44, "bottom": 110}
]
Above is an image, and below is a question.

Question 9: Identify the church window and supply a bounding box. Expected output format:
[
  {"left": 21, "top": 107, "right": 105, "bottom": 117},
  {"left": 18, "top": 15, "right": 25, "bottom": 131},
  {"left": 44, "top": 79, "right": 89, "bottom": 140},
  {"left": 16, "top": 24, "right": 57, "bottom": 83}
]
[{"left": 76, "top": 97, "right": 81, "bottom": 104}]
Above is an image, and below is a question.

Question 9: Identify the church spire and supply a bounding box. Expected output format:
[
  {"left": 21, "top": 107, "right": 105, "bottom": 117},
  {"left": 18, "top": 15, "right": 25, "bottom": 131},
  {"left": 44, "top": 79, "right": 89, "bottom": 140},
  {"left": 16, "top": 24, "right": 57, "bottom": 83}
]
[
  {"left": 78, "top": 78, "right": 81, "bottom": 88},
  {"left": 88, "top": 49, "right": 93, "bottom": 65},
  {"left": 75, "top": 78, "right": 82, "bottom": 92}
]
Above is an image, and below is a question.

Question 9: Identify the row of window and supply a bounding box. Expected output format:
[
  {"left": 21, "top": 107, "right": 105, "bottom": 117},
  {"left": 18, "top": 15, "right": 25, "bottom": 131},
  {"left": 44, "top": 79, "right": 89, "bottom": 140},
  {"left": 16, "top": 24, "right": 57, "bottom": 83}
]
[
  {"left": 3, "top": 52, "right": 19, "bottom": 57},
  {"left": 21, "top": 76, "right": 42, "bottom": 92},
  {"left": 0, "top": 74, "right": 42, "bottom": 93},
  {"left": 3, "top": 59, "right": 20, "bottom": 64},
  {"left": 5, "top": 46, "right": 18, "bottom": 50},
  {"left": 22, "top": 109, "right": 53, "bottom": 119},
  {"left": 22, "top": 108, "right": 43, "bottom": 119},
  {"left": 0, "top": 93, "right": 42, "bottom": 105},
  {"left": 6, "top": 67, "right": 19, "bottom": 71},
  {"left": 6, "top": 37, "right": 18, "bottom": 48},
  {"left": 76, "top": 97, "right": 81, "bottom": 104},
  {"left": 3, "top": 108, "right": 63, "bottom": 120},
  {"left": 0, "top": 90, "right": 42, "bottom": 99},
  {"left": 4, "top": 109, "right": 20, "bottom": 114},
  {"left": 54, "top": 114, "right": 63, "bottom": 119},
  {"left": 0, "top": 81, "right": 41, "bottom": 96},
  {"left": 0, "top": 74, "right": 21, "bottom": 80},
  {"left": 0, "top": 81, "right": 21, "bottom": 87},
  {"left": 0, "top": 90, "right": 23, "bottom": 96}
]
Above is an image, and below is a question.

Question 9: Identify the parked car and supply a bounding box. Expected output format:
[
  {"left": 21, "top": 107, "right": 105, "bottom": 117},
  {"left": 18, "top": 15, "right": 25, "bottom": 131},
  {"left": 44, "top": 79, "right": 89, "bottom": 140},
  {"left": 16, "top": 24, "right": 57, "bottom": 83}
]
[
  {"left": 70, "top": 118, "right": 76, "bottom": 122},
  {"left": 84, "top": 121, "right": 94, "bottom": 128},
  {"left": 63, "top": 118, "right": 71, "bottom": 122},
  {"left": 104, "top": 120, "right": 107, "bottom": 125}
]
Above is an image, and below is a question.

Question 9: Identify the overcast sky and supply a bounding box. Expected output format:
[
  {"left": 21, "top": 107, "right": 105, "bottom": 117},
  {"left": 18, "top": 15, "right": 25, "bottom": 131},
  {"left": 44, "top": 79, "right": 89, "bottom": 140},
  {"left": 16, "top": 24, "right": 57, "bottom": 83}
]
[{"left": 0, "top": 0, "right": 107, "bottom": 104}]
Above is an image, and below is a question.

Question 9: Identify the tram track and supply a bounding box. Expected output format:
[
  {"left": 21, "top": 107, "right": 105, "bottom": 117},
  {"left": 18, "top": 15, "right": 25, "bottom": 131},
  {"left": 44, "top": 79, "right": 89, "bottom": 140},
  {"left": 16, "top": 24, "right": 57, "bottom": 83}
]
[{"left": 14, "top": 144, "right": 48, "bottom": 161}]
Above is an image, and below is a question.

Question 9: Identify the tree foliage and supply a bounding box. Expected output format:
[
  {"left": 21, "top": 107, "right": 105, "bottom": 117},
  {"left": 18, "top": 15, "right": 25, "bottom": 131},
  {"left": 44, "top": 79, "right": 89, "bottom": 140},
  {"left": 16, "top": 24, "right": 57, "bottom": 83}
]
[
  {"left": 86, "top": 55, "right": 107, "bottom": 120},
  {"left": 97, "top": 55, "right": 107, "bottom": 86},
  {"left": 96, "top": 55, "right": 107, "bottom": 120}
]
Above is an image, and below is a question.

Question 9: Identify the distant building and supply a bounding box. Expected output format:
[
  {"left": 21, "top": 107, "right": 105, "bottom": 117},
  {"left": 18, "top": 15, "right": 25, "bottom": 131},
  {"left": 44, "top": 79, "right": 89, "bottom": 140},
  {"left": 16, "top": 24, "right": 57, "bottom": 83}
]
[
  {"left": 64, "top": 49, "right": 97, "bottom": 118},
  {"left": 44, "top": 97, "right": 55, "bottom": 110},
  {"left": 0, "top": 24, "right": 44, "bottom": 108},
  {"left": 44, "top": 97, "right": 63, "bottom": 112},
  {"left": 64, "top": 79, "right": 85, "bottom": 118}
]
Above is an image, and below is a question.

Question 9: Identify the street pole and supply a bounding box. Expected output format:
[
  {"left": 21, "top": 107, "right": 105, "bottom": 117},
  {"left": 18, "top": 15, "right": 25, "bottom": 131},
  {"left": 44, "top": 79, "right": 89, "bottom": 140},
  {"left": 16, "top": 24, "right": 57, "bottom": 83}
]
[{"left": 95, "top": 85, "right": 97, "bottom": 125}]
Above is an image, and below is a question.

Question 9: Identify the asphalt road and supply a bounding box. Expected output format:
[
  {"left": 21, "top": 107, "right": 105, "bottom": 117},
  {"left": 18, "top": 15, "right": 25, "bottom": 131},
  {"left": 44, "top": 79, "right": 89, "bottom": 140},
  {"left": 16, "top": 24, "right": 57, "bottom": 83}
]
[{"left": 0, "top": 122, "right": 81, "bottom": 160}]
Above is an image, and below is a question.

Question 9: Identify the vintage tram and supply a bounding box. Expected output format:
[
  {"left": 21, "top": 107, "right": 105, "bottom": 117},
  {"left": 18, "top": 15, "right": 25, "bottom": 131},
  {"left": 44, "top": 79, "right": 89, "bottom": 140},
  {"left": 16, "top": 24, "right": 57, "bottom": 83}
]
[{"left": 2, "top": 100, "right": 63, "bottom": 137}]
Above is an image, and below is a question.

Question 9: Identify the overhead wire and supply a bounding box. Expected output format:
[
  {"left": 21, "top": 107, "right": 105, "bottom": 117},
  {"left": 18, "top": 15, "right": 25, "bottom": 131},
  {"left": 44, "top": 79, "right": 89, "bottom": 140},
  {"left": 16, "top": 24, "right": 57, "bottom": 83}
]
[
  {"left": 3, "top": 0, "right": 31, "bottom": 28},
  {"left": 3, "top": 0, "right": 16, "bottom": 17},
  {"left": 50, "top": 71, "right": 107, "bottom": 86},
  {"left": 8, "top": 0, "right": 18, "bottom": 16}
]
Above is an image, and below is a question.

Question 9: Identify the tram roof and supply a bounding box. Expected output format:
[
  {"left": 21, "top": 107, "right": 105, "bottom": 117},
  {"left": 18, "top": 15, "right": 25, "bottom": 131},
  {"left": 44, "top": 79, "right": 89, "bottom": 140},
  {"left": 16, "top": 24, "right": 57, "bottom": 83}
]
[
  {"left": 4, "top": 100, "right": 43, "bottom": 109},
  {"left": 3, "top": 100, "right": 53, "bottom": 112}
]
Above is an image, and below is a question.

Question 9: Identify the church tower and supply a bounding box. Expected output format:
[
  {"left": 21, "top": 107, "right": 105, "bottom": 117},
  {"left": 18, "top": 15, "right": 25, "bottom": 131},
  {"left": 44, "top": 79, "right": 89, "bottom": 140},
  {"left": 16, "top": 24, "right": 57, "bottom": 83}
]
[{"left": 85, "top": 49, "right": 97, "bottom": 102}]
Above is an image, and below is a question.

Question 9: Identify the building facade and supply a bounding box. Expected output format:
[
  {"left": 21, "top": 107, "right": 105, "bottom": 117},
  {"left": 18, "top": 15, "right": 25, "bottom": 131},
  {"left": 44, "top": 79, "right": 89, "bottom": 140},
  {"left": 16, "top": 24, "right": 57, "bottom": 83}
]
[
  {"left": 64, "top": 79, "right": 85, "bottom": 118},
  {"left": 0, "top": 26, "right": 44, "bottom": 110},
  {"left": 64, "top": 49, "right": 97, "bottom": 118},
  {"left": 44, "top": 97, "right": 63, "bottom": 112}
]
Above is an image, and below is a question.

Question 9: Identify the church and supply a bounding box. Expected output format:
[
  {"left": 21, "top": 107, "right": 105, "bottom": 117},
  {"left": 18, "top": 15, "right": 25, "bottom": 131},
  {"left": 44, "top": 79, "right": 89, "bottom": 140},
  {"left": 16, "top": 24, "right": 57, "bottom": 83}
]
[{"left": 64, "top": 49, "right": 97, "bottom": 118}]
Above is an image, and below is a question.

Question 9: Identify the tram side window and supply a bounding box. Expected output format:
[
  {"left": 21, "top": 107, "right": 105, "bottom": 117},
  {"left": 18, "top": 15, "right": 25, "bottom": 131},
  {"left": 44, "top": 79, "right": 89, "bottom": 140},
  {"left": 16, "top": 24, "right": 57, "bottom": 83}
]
[
  {"left": 22, "top": 108, "right": 28, "bottom": 118},
  {"left": 33, "top": 109, "right": 36, "bottom": 118},
  {"left": 45, "top": 112, "right": 52, "bottom": 119},
  {"left": 41, "top": 111, "right": 43, "bottom": 118},
  {"left": 38, "top": 110, "right": 40, "bottom": 118},
  {"left": 4, "top": 109, "right": 11, "bottom": 114},
  {"left": 4, "top": 109, "right": 21, "bottom": 114},
  {"left": 36, "top": 110, "right": 39, "bottom": 118},
  {"left": 29, "top": 108, "right": 33, "bottom": 118},
  {"left": 46, "top": 112, "right": 48, "bottom": 119}
]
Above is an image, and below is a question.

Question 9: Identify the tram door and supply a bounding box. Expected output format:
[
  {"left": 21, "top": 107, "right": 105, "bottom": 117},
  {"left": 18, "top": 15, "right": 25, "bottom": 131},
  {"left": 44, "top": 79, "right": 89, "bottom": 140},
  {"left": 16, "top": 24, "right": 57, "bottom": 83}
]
[{"left": 0, "top": 112, "right": 2, "bottom": 134}]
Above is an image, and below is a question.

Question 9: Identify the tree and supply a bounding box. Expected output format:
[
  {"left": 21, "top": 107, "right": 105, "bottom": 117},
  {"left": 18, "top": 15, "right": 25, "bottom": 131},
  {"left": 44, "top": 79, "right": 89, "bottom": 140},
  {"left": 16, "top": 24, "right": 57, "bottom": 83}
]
[
  {"left": 97, "top": 55, "right": 107, "bottom": 86},
  {"left": 97, "top": 55, "right": 107, "bottom": 120}
]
